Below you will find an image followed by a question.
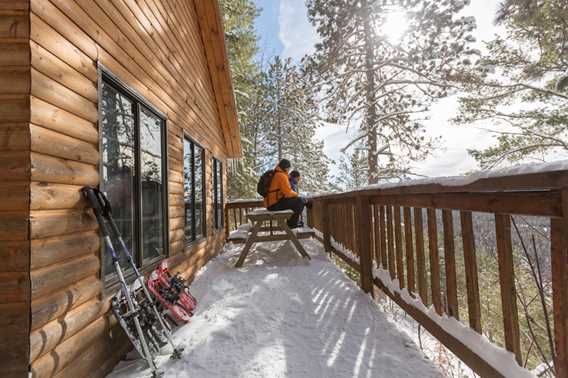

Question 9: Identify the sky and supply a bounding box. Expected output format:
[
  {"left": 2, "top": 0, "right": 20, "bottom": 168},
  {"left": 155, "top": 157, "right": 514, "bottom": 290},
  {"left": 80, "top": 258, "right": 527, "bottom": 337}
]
[{"left": 253, "top": 0, "right": 502, "bottom": 178}]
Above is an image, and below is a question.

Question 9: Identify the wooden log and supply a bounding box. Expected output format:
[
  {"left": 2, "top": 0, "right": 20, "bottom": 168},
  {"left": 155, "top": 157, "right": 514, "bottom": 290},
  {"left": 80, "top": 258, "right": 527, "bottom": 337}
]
[
  {"left": 0, "top": 124, "right": 29, "bottom": 153},
  {"left": 355, "top": 195, "right": 373, "bottom": 294},
  {"left": 394, "top": 206, "right": 404, "bottom": 288},
  {"left": 427, "top": 208, "right": 443, "bottom": 315},
  {"left": 31, "top": 254, "right": 99, "bottom": 299},
  {"left": 386, "top": 205, "right": 395, "bottom": 279},
  {"left": 30, "top": 182, "right": 85, "bottom": 210},
  {"left": 379, "top": 205, "right": 387, "bottom": 269},
  {"left": 460, "top": 211, "right": 481, "bottom": 333},
  {"left": 0, "top": 96, "right": 29, "bottom": 122},
  {"left": 30, "top": 96, "right": 98, "bottom": 144},
  {"left": 169, "top": 228, "right": 184, "bottom": 243},
  {"left": 494, "top": 213, "right": 522, "bottom": 364},
  {"left": 404, "top": 207, "right": 415, "bottom": 294},
  {"left": 31, "top": 276, "right": 101, "bottom": 330},
  {"left": 169, "top": 205, "right": 184, "bottom": 218},
  {"left": 0, "top": 181, "right": 29, "bottom": 211},
  {"left": 30, "top": 299, "right": 108, "bottom": 362},
  {"left": 0, "top": 210, "right": 28, "bottom": 241},
  {"left": 30, "top": 124, "right": 99, "bottom": 165},
  {"left": 0, "top": 150, "right": 29, "bottom": 182},
  {"left": 0, "top": 240, "right": 28, "bottom": 272},
  {"left": 31, "top": 230, "right": 100, "bottom": 270},
  {"left": 414, "top": 208, "right": 428, "bottom": 304},
  {"left": 30, "top": 40, "right": 97, "bottom": 102},
  {"left": 0, "top": 302, "right": 28, "bottom": 377},
  {"left": 0, "top": 67, "right": 29, "bottom": 94},
  {"left": 551, "top": 191, "right": 568, "bottom": 378},
  {"left": 31, "top": 315, "right": 110, "bottom": 378},
  {"left": 0, "top": 14, "right": 28, "bottom": 39},
  {"left": 0, "top": 271, "right": 28, "bottom": 303},
  {"left": 31, "top": 152, "right": 99, "bottom": 186},
  {"left": 442, "top": 209, "right": 459, "bottom": 319},
  {"left": 30, "top": 208, "right": 98, "bottom": 239},
  {"left": 0, "top": 42, "right": 29, "bottom": 66}
]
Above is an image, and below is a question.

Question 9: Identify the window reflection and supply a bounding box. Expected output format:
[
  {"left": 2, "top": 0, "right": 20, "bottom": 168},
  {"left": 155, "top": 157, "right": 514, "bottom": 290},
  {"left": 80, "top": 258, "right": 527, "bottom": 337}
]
[{"left": 184, "top": 138, "right": 206, "bottom": 244}]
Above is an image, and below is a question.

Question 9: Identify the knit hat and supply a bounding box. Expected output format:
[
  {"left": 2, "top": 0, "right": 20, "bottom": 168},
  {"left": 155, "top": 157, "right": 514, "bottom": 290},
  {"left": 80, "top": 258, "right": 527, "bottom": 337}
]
[{"left": 278, "top": 159, "right": 291, "bottom": 170}]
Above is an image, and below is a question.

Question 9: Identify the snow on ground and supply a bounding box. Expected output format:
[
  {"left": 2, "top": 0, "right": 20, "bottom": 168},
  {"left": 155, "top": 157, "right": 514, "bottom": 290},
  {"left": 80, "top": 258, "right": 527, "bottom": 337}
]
[{"left": 109, "top": 239, "right": 443, "bottom": 378}]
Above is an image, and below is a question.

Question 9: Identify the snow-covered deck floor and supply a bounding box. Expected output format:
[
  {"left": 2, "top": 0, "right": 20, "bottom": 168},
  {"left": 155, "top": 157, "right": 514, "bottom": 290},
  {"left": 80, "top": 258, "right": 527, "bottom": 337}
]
[{"left": 109, "top": 239, "right": 442, "bottom": 378}]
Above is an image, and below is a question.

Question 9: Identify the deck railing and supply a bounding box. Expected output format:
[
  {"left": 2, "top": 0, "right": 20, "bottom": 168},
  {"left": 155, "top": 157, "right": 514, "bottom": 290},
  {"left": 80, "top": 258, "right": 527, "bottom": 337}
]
[{"left": 225, "top": 169, "right": 568, "bottom": 378}]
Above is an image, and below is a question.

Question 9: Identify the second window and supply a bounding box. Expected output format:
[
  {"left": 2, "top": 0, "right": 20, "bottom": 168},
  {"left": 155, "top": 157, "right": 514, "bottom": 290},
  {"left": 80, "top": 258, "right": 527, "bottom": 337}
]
[{"left": 184, "top": 138, "right": 206, "bottom": 243}]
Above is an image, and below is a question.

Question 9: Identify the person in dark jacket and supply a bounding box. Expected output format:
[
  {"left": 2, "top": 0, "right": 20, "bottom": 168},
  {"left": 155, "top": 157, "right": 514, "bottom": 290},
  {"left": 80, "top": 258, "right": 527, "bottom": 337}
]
[
  {"left": 263, "top": 159, "right": 305, "bottom": 228},
  {"left": 289, "top": 170, "right": 300, "bottom": 193}
]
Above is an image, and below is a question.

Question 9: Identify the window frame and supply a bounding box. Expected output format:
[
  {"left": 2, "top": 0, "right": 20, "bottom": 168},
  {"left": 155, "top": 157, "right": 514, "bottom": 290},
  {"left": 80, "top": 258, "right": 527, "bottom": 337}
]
[
  {"left": 183, "top": 134, "right": 207, "bottom": 245},
  {"left": 212, "top": 157, "right": 224, "bottom": 230},
  {"left": 98, "top": 66, "right": 169, "bottom": 286}
]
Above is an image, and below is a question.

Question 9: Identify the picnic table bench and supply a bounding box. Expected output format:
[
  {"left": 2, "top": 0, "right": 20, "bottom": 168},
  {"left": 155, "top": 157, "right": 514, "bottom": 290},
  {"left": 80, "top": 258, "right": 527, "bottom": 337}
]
[{"left": 229, "top": 209, "right": 313, "bottom": 267}]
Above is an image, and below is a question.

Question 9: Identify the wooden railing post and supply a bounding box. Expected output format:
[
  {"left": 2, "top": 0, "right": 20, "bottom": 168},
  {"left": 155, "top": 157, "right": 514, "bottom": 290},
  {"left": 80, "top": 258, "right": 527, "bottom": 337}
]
[
  {"left": 224, "top": 205, "right": 230, "bottom": 240},
  {"left": 355, "top": 194, "right": 374, "bottom": 295},
  {"left": 460, "top": 211, "right": 481, "bottom": 333},
  {"left": 322, "top": 200, "right": 331, "bottom": 254},
  {"left": 551, "top": 190, "right": 568, "bottom": 378}
]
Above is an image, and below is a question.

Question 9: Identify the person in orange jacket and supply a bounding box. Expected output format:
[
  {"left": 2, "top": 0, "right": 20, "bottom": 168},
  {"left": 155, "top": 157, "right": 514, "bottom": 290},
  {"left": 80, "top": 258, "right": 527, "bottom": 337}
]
[{"left": 263, "top": 159, "right": 305, "bottom": 228}]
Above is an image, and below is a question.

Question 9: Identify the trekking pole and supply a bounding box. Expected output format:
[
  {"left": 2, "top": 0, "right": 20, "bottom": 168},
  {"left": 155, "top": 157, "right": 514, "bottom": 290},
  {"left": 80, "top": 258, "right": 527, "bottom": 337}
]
[
  {"left": 81, "top": 187, "right": 160, "bottom": 375},
  {"left": 83, "top": 187, "right": 184, "bottom": 359}
]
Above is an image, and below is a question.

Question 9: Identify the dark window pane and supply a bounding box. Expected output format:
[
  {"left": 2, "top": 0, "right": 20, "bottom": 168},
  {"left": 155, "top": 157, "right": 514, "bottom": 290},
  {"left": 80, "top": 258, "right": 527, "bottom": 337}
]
[
  {"left": 216, "top": 161, "right": 223, "bottom": 228},
  {"left": 183, "top": 139, "right": 194, "bottom": 242},
  {"left": 140, "top": 106, "right": 165, "bottom": 262},
  {"left": 100, "top": 81, "right": 136, "bottom": 277},
  {"left": 194, "top": 144, "right": 204, "bottom": 238}
]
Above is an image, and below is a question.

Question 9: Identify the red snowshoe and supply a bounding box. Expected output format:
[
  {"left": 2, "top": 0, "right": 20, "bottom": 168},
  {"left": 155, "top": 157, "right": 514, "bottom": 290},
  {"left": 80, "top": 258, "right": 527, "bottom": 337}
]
[{"left": 147, "top": 261, "right": 197, "bottom": 326}]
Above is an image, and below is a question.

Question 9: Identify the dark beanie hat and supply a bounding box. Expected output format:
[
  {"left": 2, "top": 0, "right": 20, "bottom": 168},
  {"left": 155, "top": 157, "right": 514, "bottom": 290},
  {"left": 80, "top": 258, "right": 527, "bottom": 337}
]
[{"left": 278, "top": 159, "right": 291, "bottom": 170}]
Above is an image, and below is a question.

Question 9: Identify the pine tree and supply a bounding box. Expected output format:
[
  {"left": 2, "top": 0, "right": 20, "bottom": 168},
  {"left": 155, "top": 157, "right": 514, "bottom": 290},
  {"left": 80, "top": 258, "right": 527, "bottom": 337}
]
[
  {"left": 304, "top": 0, "right": 477, "bottom": 184},
  {"left": 333, "top": 148, "right": 368, "bottom": 190},
  {"left": 454, "top": 0, "right": 568, "bottom": 169}
]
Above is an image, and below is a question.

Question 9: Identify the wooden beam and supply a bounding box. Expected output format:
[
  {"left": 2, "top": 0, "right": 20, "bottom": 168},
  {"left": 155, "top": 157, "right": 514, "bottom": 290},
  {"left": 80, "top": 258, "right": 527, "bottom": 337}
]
[
  {"left": 414, "top": 208, "right": 427, "bottom": 304},
  {"left": 355, "top": 195, "right": 373, "bottom": 294},
  {"left": 404, "top": 207, "right": 415, "bottom": 294},
  {"left": 427, "top": 208, "right": 443, "bottom": 315},
  {"left": 442, "top": 209, "right": 459, "bottom": 319},
  {"left": 460, "top": 211, "right": 482, "bottom": 333},
  {"left": 394, "top": 206, "right": 404, "bottom": 288}
]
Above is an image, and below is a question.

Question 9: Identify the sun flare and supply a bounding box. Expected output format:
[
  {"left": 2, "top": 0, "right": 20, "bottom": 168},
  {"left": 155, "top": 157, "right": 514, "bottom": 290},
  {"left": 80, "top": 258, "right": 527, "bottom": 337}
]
[{"left": 381, "top": 11, "right": 409, "bottom": 43}]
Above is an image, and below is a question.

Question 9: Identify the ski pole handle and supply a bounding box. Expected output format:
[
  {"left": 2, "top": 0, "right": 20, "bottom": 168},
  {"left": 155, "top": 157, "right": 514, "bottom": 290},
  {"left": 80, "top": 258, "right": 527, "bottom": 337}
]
[{"left": 81, "top": 186, "right": 111, "bottom": 237}]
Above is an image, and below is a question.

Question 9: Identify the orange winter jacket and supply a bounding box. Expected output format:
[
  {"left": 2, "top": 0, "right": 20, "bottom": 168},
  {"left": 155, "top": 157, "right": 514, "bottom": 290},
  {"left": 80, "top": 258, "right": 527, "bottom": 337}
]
[{"left": 263, "top": 166, "right": 298, "bottom": 208}]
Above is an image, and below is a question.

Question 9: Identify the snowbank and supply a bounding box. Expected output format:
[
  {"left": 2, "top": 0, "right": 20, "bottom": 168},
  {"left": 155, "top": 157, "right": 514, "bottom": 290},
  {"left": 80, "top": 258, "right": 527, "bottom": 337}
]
[{"left": 109, "top": 240, "right": 443, "bottom": 378}]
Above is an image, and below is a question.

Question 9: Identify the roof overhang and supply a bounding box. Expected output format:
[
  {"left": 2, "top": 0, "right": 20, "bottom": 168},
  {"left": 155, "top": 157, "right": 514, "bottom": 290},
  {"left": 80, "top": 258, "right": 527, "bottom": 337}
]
[{"left": 194, "top": 0, "right": 242, "bottom": 158}]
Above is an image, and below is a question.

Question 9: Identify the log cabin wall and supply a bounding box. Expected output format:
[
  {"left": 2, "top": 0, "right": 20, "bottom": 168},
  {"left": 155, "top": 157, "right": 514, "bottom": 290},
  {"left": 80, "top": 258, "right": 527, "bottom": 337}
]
[
  {"left": 0, "top": 1, "right": 31, "bottom": 377},
  {"left": 9, "top": 0, "right": 235, "bottom": 377}
]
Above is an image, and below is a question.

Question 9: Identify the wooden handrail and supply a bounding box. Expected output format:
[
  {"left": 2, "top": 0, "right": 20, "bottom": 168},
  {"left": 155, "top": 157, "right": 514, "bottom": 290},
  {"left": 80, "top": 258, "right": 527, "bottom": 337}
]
[{"left": 226, "top": 169, "right": 568, "bottom": 377}]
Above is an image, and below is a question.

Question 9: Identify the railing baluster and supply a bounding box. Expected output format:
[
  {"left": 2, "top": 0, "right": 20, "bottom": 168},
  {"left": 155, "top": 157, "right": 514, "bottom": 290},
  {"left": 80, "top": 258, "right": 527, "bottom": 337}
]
[
  {"left": 373, "top": 203, "right": 381, "bottom": 265},
  {"left": 414, "top": 208, "right": 427, "bottom": 304},
  {"left": 379, "top": 205, "right": 387, "bottom": 270},
  {"left": 551, "top": 212, "right": 568, "bottom": 378},
  {"left": 460, "top": 211, "right": 481, "bottom": 333},
  {"left": 427, "top": 208, "right": 443, "bottom": 315},
  {"left": 404, "top": 207, "right": 415, "bottom": 294},
  {"left": 386, "top": 205, "right": 396, "bottom": 279},
  {"left": 322, "top": 200, "right": 331, "bottom": 254},
  {"left": 355, "top": 195, "right": 373, "bottom": 294},
  {"left": 495, "top": 213, "right": 522, "bottom": 365},
  {"left": 394, "top": 206, "right": 404, "bottom": 288},
  {"left": 442, "top": 209, "right": 459, "bottom": 319}
]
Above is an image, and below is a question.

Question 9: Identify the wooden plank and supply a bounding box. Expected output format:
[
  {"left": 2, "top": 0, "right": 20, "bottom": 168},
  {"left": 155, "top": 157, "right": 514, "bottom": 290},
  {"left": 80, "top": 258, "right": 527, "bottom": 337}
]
[
  {"left": 0, "top": 271, "right": 28, "bottom": 303},
  {"left": 355, "top": 195, "right": 373, "bottom": 294},
  {"left": 30, "top": 124, "right": 99, "bottom": 164},
  {"left": 551, "top": 191, "right": 568, "bottom": 377},
  {"left": 0, "top": 150, "right": 29, "bottom": 182},
  {"left": 0, "top": 67, "right": 30, "bottom": 94},
  {"left": 0, "top": 302, "right": 28, "bottom": 377},
  {"left": 442, "top": 209, "right": 459, "bottom": 319},
  {"left": 403, "top": 207, "right": 415, "bottom": 293},
  {"left": 0, "top": 42, "right": 29, "bottom": 66},
  {"left": 30, "top": 208, "right": 98, "bottom": 239},
  {"left": 414, "top": 208, "right": 427, "bottom": 303},
  {"left": 373, "top": 203, "right": 380, "bottom": 264},
  {"left": 30, "top": 96, "right": 98, "bottom": 144},
  {"left": 0, "top": 14, "right": 28, "bottom": 39},
  {"left": 0, "top": 124, "right": 30, "bottom": 152},
  {"left": 0, "top": 210, "right": 28, "bottom": 241},
  {"left": 371, "top": 191, "right": 562, "bottom": 218},
  {"left": 30, "top": 182, "right": 85, "bottom": 210},
  {"left": 0, "top": 96, "right": 29, "bottom": 122},
  {"left": 0, "top": 240, "right": 28, "bottom": 272},
  {"left": 494, "top": 213, "right": 522, "bottom": 364},
  {"left": 30, "top": 254, "right": 99, "bottom": 299},
  {"left": 427, "top": 208, "right": 443, "bottom": 315},
  {"left": 31, "top": 230, "right": 99, "bottom": 270},
  {"left": 394, "top": 206, "right": 404, "bottom": 288},
  {"left": 460, "top": 211, "right": 481, "bottom": 333},
  {"left": 386, "top": 205, "right": 395, "bottom": 279},
  {"left": 374, "top": 277, "right": 506, "bottom": 378},
  {"left": 31, "top": 152, "right": 99, "bottom": 186},
  {"left": 322, "top": 200, "right": 331, "bottom": 253},
  {"left": 0, "top": 181, "right": 29, "bottom": 211},
  {"left": 379, "top": 205, "right": 387, "bottom": 269}
]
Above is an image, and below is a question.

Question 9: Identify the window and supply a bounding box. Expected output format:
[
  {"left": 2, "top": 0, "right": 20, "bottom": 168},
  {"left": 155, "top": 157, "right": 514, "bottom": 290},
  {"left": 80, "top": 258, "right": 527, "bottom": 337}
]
[
  {"left": 100, "top": 72, "right": 167, "bottom": 282},
  {"left": 212, "top": 158, "right": 223, "bottom": 229},
  {"left": 184, "top": 138, "right": 206, "bottom": 243}
]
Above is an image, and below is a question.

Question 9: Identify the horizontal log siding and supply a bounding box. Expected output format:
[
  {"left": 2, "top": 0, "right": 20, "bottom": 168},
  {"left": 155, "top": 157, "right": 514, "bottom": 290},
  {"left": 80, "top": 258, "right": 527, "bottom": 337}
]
[
  {"left": 0, "top": 1, "right": 31, "bottom": 377},
  {"left": 25, "top": 0, "right": 230, "bottom": 376}
]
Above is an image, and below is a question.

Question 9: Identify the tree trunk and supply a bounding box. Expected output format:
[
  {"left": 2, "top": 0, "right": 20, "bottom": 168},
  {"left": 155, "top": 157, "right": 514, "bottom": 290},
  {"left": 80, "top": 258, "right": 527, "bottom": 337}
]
[{"left": 362, "top": 0, "right": 378, "bottom": 185}]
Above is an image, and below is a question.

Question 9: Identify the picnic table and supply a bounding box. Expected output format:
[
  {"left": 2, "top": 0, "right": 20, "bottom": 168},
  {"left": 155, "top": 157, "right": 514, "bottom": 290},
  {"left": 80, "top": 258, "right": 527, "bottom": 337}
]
[{"left": 230, "top": 209, "right": 313, "bottom": 267}]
